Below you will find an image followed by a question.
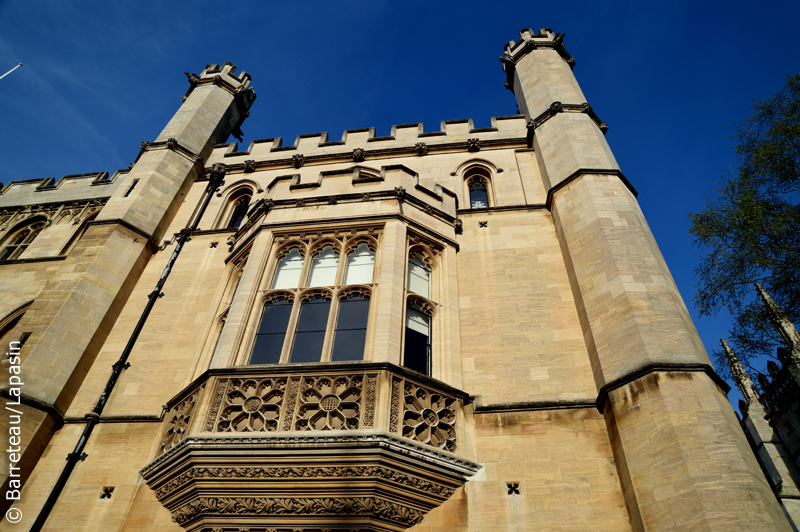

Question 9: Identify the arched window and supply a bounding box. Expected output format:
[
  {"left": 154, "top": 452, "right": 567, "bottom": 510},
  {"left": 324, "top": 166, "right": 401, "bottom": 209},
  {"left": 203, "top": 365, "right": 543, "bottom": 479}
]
[
  {"left": 271, "top": 248, "right": 304, "bottom": 289},
  {"left": 307, "top": 245, "right": 339, "bottom": 287},
  {"left": 290, "top": 295, "right": 332, "bottom": 363},
  {"left": 227, "top": 194, "right": 252, "bottom": 229},
  {"left": 468, "top": 177, "right": 488, "bottom": 209},
  {"left": 331, "top": 293, "right": 370, "bottom": 361},
  {"left": 250, "top": 298, "right": 293, "bottom": 365},
  {"left": 407, "top": 253, "right": 431, "bottom": 299},
  {"left": 404, "top": 303, "right": 432, "bottom": 376},
  {"left": 344, "top": 243, "right": 375, "bottom": 285},
  {"left": 0, "top": 221, "right": 45, "bottom": 261}
]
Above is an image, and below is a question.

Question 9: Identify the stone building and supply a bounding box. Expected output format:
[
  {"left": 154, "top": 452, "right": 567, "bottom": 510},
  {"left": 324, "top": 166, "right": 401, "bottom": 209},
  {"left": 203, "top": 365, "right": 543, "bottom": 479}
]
[
  {"left": 0, "top": 28, "right": 794, "bottom": 531},
  {"left": 722, "top": 284, "right": 800, "bottom": 529}
]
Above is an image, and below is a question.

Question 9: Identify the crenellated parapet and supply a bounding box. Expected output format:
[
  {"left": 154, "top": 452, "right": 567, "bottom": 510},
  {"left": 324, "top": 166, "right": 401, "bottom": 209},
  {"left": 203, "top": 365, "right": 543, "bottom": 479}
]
[
  {"left": 500, "top": 28, "right": 575, "bottom": 92},
  {"left": 182, "top": 61, "right": 252, "bottom": 99},
  {"left": 0, "top": 171, "right": 121, "bottom": 207},
  {"left": 206, "top": 115, "right": 528, "bottom": 174}
]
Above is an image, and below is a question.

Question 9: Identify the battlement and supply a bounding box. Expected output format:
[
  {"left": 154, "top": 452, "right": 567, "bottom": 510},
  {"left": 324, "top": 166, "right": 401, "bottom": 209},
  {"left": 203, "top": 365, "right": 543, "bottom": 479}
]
[
  {"left": 0, "top": 170, "right": 124, "bottom": 208},
  {"left": 198, "top": 62, "right": 251, "bottom": 88},
  {"left": 182, "top": 62, "right": 253, "bottom": 104},
  {"left": 500, "top": 27, "right": 575, "bottom": 92},
  {"left": 207, "top": 115, "right": 528, "bottom": 170}
]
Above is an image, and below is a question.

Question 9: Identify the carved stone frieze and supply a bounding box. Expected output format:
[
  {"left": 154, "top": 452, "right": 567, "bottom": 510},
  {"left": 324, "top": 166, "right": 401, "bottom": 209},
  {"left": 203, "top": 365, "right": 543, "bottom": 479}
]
[
  {"left": 282, "top": 378, "right": 300, "bottom": 431},
  {"left": 172, "top": 496, "right": 424, "bottom": 527},
  {"left": 155, "top": 465, "right": 455, "bottom": 499},
  {"left": 144, "top": 364, "right": 477, "bottom": 531},
  {"left": 204, "top": 380, "right": 228, "bottom": 432},
  {"left": 363, "top": 375, "right": 377, "bottom": 429}
]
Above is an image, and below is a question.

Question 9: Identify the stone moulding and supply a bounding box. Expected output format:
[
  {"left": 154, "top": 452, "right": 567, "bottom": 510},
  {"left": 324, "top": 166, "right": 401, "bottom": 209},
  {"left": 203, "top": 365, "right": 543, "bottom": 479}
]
[
  {"left": 141, "top": 432, "right": 479, "bottom": 532},
  {"left": 142, "top": 363, "right": 478, "bottom": 531}
]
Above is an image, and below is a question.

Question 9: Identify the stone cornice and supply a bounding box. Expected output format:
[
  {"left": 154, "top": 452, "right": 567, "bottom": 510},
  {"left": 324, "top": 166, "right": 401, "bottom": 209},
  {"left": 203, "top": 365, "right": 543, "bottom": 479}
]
[
  {"left": 596, "top": 363, "right": 731, "bottom": 411},
  {"left": 136, "top": 137, "right": 204, "bottom": 167},
  {"left": 213, "top": 136, "right": 527, "bottom": 176},
  {"left": 0, "top": 390, "right": 64, "bottom": 426},
  {"left": 546, "top": 168, "right": 638, "bottom": 210},
  {"left": 0, "top": 255, "right": 67, "bottom": 265},
  {"left": 224, "top": 212, "right": 460, "bottom": 265},
  {"left": 526, "top": 101, "right": 608, "bottom": 147},
  {"left": 500, "top": 28, "right": 576, "bottom": 92},
  {"left": 473, "top": 398, "right": 597, "bottom": 413},
  {"left": 140, "top": 431, "right": 481, "bottom": 479}
]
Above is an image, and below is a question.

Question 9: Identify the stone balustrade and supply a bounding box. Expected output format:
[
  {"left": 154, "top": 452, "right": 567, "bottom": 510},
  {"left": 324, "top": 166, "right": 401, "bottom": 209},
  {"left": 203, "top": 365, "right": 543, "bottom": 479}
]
[{"left": 140, "top": 362, "right": 480, "bottom": 532}]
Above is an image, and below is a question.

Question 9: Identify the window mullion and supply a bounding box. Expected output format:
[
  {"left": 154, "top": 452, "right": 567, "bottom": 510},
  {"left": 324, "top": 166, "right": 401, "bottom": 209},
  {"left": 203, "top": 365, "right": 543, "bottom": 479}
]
[
  {"left": 319, "top": 291, "right": 340, "bottom": 363},
  {"left": 279, "top": 295, "right": 302, "bottom": 364}
]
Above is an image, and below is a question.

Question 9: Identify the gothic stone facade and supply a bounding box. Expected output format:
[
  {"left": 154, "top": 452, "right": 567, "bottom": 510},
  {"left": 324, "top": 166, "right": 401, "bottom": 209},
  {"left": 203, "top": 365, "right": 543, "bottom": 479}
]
[{"left": 0, "top": 29, "right": 793, "bottom": 531}]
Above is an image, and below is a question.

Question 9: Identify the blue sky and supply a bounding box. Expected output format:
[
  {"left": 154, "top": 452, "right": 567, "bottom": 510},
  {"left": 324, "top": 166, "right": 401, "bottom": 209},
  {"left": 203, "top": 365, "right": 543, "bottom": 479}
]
[{"left": 1, "top": 1, "right": 799, "bottom": 410}]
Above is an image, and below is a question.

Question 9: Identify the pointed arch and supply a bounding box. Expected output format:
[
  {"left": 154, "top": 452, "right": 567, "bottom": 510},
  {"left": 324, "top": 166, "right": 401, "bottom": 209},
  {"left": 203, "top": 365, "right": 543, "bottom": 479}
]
[{"left": 0, "top": 217, "right": 47, "bottom": 261}]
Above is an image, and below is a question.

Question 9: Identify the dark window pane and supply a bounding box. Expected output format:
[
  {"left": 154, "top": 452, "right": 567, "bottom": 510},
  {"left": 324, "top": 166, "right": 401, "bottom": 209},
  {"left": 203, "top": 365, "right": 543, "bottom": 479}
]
[
  {"left": 404, "top": 329, "right": 430, "bottom": 375},
  {"left": 257, "top": 300, "right": 293, "bottom": 334},
  {"left": 250, "top": 300, "right": 292, "bottom": 365},
  {"left": 228, "top": 198, "right": 250, "bottom": 229},
  {"left": 335, "top": 297, "right": 370, "bottom": 330},
  {"left": 404, "top": 306, "right": 431, "bottom": 376},
  {"left": 331, "top": 329, "right": 367, "bottom": 361},
  {"left": 331, "top": 296, "right": 369, "bottom": 361},
  {"left": 290, "top": 298, "right": 331, "bottom": 363},
  {"left": 470, "top": 189, "right": 488, "bottom": 209},
  {"left": 291, "top": 331, "right": 326, "bottom": 363}
]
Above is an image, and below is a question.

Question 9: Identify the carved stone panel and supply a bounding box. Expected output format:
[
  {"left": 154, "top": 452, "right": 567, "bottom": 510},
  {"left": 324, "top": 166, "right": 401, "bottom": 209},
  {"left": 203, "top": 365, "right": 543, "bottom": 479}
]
[
  {"left": 160, "top": 386, "right": 203, "bottom": 453},
  {"left": 216, "top": 377, "right": 287, "bottom": 432},
  {"left": 401, "top": 380, "right": 457, "bottom": 453},
  {"left": 295, "top": 375, "right": 363, "bottom": 431}
]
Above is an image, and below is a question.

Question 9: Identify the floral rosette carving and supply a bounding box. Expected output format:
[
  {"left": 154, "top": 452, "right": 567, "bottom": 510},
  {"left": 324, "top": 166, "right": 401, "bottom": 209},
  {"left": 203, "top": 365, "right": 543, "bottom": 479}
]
[
  {"left": 217, "top": 378, "right": 287, "bottom": 432},
  {"left": 295, "top": 375, "right": 362, "bottom": 431},
  {"left": 402, "top": 382, "right": 457, "bottom": 452}
]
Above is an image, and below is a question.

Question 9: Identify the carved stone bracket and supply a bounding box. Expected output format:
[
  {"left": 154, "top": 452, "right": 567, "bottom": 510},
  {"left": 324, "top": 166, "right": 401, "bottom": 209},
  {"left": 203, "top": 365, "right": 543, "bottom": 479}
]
[{"left": 142, "top": 431, "right": 479, "bottom": 532}]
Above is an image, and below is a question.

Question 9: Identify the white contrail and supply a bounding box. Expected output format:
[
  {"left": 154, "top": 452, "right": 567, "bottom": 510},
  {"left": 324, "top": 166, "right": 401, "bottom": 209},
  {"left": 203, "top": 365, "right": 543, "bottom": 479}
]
[{"left": 0, "top": 63, "right": 23, "bottom": 81}]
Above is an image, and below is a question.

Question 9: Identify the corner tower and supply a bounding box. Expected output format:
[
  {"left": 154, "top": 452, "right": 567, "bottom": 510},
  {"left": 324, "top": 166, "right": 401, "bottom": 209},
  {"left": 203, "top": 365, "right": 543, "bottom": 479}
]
[
  {"left": 0, "top": 62, "right": 255, "bottom": 517},
  {"left": 502, "top": 27, "right": 791, "bottom": 531}
]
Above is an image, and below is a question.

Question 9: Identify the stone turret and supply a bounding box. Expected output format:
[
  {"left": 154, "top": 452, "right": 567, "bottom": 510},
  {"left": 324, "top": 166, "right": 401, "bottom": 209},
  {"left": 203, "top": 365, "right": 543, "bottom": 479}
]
[
  {"left": 502, "top": 27, "right": 792, "bottom": 531},
  {"left": 0, "top": 63, "right": 255, "bottom": 518}
]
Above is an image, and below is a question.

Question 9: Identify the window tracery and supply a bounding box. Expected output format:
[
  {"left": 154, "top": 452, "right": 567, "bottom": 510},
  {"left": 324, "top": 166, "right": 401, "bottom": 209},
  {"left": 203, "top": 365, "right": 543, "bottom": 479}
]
[
  {"left": 247, "top": 230, "right": 378, "bottom": 366},
  {"left": 0, "top": 220, "right": 45, "bottom": 261},
  {"left": 463, "top": 165, "right": 494, "bottom": 209}
]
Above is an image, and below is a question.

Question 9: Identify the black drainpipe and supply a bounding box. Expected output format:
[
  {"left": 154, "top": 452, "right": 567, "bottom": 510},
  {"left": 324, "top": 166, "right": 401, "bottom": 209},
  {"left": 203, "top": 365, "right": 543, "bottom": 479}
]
[{"left": 30, "top": 163, "right": 227, "bottom": 531}]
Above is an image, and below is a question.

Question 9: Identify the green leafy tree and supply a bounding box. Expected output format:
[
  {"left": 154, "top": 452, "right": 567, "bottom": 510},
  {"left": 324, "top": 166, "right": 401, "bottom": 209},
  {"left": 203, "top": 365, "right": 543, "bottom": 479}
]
[{"left": 689, "top": 73, "right": 800, "bottom": 377}]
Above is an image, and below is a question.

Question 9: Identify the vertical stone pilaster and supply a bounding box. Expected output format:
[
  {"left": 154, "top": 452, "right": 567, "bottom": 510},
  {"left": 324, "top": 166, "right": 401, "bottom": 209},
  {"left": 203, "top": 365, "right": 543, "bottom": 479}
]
[
  {"left": 503, "top": 28, "right": 792, "bottom": 530},
  {"left": 371, "top": 219, "right": 407, "bottom": 365}
]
